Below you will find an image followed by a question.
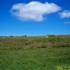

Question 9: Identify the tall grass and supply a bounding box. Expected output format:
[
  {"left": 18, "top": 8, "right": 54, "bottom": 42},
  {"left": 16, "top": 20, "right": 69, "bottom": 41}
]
[{"left": 0, "top": 35, "right": 70, "bottom": 70}]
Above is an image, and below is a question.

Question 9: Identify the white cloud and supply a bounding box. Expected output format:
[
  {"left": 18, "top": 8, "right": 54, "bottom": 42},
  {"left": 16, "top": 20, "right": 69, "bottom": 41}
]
[
  {"left": 10, "top": 1, "right": 61, "bottom": 22},
  {"left": 59, "top": 10, "right": 70, "bottom": 18}
]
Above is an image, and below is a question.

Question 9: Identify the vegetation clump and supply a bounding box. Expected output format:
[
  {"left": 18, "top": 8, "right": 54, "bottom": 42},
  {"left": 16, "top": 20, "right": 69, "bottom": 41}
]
[{"left": 0, "top": 35, "right": 70, "bottom": 49}]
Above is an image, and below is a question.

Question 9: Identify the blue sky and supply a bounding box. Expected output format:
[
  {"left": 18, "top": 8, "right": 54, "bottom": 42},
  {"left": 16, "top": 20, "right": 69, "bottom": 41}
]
[{"left": 0, "top": 0, "right": 70, "bottom": 36}]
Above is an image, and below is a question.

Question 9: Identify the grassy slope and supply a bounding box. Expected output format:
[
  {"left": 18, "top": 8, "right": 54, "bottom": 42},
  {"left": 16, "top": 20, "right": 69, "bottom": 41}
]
[
  {"left": 0, "top": 35, "right": 70, "bottom": 70},
  {"left": 0, "top": 47, "right": 70, "bottom": 70}
]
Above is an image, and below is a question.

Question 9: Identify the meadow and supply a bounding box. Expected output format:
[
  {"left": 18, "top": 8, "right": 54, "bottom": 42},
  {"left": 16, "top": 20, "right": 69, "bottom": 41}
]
[{"left": 0, "top": 35, "right": 70, "bottom": 70}]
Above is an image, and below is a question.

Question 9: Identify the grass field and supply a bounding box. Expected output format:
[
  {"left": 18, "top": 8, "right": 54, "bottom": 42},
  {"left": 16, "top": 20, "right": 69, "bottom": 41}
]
[
  {"left": 0, "top": 47, "right": 70, "bottom": 70},
  {"left": 0, "top": 35, "right": 70, "bottom": 70}
]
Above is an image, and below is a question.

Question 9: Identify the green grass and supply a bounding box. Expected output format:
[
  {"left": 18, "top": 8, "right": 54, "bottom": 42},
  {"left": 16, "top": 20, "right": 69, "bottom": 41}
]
[
  {"left": 0, "top": 35, "right": 70, "bottom": 70},
  {"left": 0, "top": 47, "right": 70, "bottom": 70}
]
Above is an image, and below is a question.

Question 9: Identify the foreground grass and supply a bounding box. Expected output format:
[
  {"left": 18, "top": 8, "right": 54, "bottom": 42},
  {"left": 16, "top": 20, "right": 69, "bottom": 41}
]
[{"left": 0, "top": 47, "right": 70, "bottom": 70}]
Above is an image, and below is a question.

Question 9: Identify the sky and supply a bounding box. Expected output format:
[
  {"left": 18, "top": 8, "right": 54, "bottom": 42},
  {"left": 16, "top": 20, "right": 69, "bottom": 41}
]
[{"left": 0, "top": 0, "right": 70, "bottom": 36}]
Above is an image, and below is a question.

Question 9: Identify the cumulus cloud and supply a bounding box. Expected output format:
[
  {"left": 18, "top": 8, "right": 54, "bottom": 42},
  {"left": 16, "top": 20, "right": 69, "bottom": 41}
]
[
  {"left": 10, "top": 1, "right": 61, "bottom": 21},
  {"left": 59, "top": 10, "right": 70, "bottom": 18}
]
